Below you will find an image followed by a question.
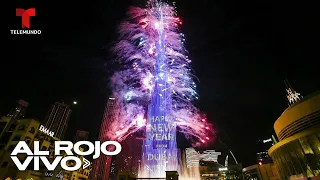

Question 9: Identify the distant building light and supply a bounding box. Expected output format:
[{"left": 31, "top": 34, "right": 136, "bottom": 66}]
[
  {"left": 219, "top": 167, "right": 228, "bottom": 171},
  {"left": 263, "top": 138, "right": 272, "bottom": 143}
]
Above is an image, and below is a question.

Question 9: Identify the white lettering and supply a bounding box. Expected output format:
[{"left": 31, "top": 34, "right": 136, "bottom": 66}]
[
  {"left": 146, "top": 153, "right": 177, "bottom": 161},
  {"left": 101, "top": 141, "right": 122, "bottom": 156},
  {"left": 93, "top": 141, "right": 100, "bottom": 159},
  {"left": 148, "top": 154, "right": 153, "bottom": 160},
  {"left": 10, "top": 156, "right": 33, "bottom": 170},
  {"left": 34, "top": 141, "right": 49, "bottom": 155},
  {"left": 10, "top": 29, "right": 41, "bottom": 35},
  {"left": 60, "top": 156, "right": 82, "bottom": 171},
  {"left": 148, "top": 133, "right": 174, "bottom": 140},
  {"left": 34, "top": 156, "right": 40, "bottom": 170},
  {"left": 151, "top": 116, "right": 172, "bottom": 122},
  {"left": 73, "top": 141, "right": 94, "bottom": 156},
  {"left": 39, "top": 125, "right": 55, "bottom": 137},
  {"left": 11, "top": 141, "right": 33, "bottom": 155},
  {"left": 55, "top": 141, "right": 73, "bottom": 155},
  {"left": 10, "top": 140, "right": 122, "bottom": 171},
  {"left": 150, "top": 124, "right": 174, "bottom": 133},
  {"left": 40, "top": 156, "right": 62, "bottom": 171}
]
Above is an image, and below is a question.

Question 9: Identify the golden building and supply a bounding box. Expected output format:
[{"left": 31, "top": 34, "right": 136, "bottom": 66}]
[
  {"left": 243, "top": 164, "right": 279, "bottom": 180},
  {"left": 42, "top": 151, "right": 91, "bottom": 180},
  {"left": 198, "top": 161, "right": 243, "bottom": 180},
  {"left": 0, "top": 116, "right": 91, "bottom": 180},
  {"left": 60, "top": 147, "right": 91, "bottom": 180},
  {"left": 0, "top": 117, "right": 58, "bottom": 180},
  {"left": 268, "top": 91, "right": 320, "bottom": 180}
]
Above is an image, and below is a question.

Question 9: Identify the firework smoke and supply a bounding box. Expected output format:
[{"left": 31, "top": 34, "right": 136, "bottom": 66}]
[{"left": 108, "top": 0, "right": 213, "bottom": 146}]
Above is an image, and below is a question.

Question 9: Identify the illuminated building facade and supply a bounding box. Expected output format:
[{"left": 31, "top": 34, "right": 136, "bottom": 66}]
[
  {"left": 142, "top": 108, "right": 179, "bottom": 177},
  {"left": 117, "top": 171, "right": 179, "bottom": 180},
  {"left": 0, "top": 101, "right": 90, "bottom": 180},
  {"left": 58, "top": 145, "right": 91, "bottom": 180},
  {"left": 43, "top": 102, "right": 72, "bottom": 140},
  {"left": 43, "top": 146, "right": 91, "bottom": 180},
  {"left": 183, "top": 148, "right": 242, "bottom": 180},
  {"left": 52, "top": 130, "right": 91, "bottom": 180},
  {"left": 92, "top": 98, "right": 118, "bottom": 180},
  {"left": 268, "top": 90, "right": 320, "bottom": 179},
  {"left": 107, "top": 0, "right": 214, "bottom": 177},
  {"left": 242, "top": 164, "right": 279, "bottom": 180},
  {"left": 199, "top": 161, "right": 243, "bottom": 180},
  {"left": 0, "top": 116, "right": 59, "bottom": 180}
]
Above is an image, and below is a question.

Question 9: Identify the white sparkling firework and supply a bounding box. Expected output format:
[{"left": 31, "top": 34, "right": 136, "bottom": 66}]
[{"left": 286, "top": 88, "right": 302, "bottom": 105}]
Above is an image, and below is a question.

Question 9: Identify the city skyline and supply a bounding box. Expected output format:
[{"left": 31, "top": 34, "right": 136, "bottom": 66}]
[{"left": 4, "top": 0, "right": 320, "bottom": 167}]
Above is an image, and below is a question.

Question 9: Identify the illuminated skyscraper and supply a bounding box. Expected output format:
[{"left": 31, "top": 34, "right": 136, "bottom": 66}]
[
  {"left": 43, "top": 102, "right": 72, "bottom": 140},
  {"left": 105, "top": 0, "right": 213, "bottom": 177},
  {"left": 92, "top": 98, "right": 118, "bottom": 180}
]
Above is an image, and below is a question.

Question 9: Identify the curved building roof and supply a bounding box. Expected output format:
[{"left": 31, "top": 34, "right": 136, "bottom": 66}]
[{"left": 274, "top": 91, "right": 320, "bottom": 140}]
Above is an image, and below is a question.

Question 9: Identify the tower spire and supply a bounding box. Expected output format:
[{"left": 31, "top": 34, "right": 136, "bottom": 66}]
[{"left": 285, "top": 79, "right": 303, "bottom": 106}]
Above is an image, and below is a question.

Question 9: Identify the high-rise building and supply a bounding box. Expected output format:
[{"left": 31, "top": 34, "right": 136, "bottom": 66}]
[
  {"left": 92, "top": 98, "right": 118, "bottom": 180},
  {"left": 74, "top": 130, "right": 89, "bottom": 143},
  {"left": 43, "top": 102, "right": 72, "bottom": 140}
]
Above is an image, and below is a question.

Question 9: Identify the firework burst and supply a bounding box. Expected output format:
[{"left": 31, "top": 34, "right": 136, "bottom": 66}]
[{"left": 108, "top": 0, "right": 213, "bottom": 146}]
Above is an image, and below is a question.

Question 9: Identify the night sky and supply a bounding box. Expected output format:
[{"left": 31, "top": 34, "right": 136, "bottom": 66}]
[{"left": 4, "top": 0, "right": 319, "bottom": 167}]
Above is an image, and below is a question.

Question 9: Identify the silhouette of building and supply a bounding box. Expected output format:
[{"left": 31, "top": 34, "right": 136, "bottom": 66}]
[
  {"left": 74, "top": 130, "right": 89, "bottom": 142},
  {"left": 0, "top": 99, "right": 29, "bottom": 147},
  {"left": 43, "top": 102, "right": 72, "bottom": 140}
]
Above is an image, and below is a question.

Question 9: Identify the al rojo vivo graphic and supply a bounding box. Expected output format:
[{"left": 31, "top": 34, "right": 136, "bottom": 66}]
[
  {"left": 10, "top": 8, "right": 41, "bottom": 35},
  {"left": 10, "top": 141, "right": 122, "bottom": 171}
]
